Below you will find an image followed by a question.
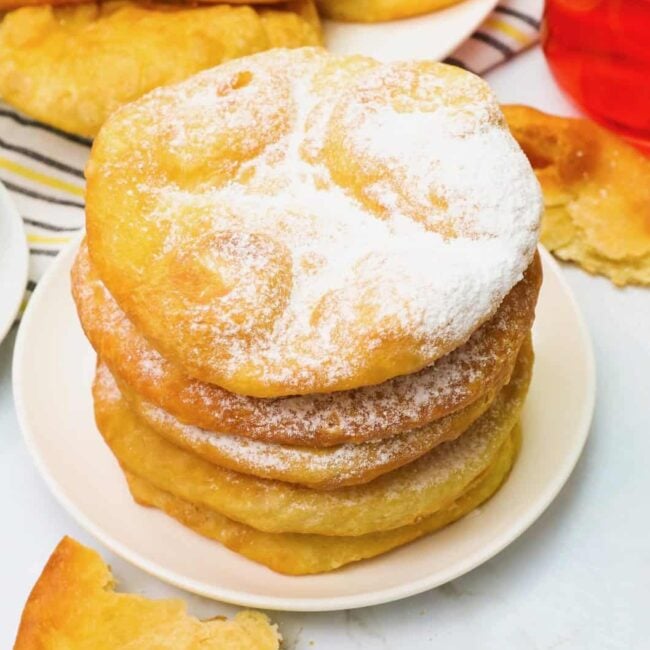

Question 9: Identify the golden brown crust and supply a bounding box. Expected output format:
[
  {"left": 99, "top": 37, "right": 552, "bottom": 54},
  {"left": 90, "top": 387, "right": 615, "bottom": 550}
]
[
  {"left": 72, "top": 242, "right": 541, "bottom": 446},
  {"left": 503, "top": 104, "right": 650, "bottom": 286},
  {"left": 92, "top": 338, "right": 532, "bottom": 536},
  {"left": 14, "top": 537, "right": 281, "bottom": 648},
  {"left": 125, "top": 424, "right": 520, "bottom": 575},
  {"left": 316, "top": 0, "right": 463, "bottom": 22},
  {"left": 85, "top": 50, "right": 541, "bottom": 397}
]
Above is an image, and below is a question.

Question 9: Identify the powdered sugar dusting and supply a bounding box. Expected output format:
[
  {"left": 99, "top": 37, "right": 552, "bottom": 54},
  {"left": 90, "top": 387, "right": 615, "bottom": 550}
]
[
  {"left": 90, "top": 48, "right": 541, "bottom": 394},
  {"left": 124, "top": 368, "right": 497, "bottom": 487},
  {"left": 72, "top": 243, "right": 539, "bottom": 444},
  {"left": 94, "top": 351, "right": 531, "bottom": 533}
]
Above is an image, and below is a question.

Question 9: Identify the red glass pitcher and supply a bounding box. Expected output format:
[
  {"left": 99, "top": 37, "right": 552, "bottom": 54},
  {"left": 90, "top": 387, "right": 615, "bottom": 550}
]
[{"left": 543, "top": 0, "right": 650, "bottom": 153}]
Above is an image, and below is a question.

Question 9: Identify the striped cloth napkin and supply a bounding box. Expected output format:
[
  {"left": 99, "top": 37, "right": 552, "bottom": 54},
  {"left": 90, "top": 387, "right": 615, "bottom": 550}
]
[{"left": 0, "top": 0, "right": 542, "bottom": 301}]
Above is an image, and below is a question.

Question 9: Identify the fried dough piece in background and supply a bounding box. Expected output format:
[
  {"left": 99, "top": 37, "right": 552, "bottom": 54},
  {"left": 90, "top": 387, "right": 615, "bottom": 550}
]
[
  {"left": 13, "top": 537, "right": 281, "bottom": 649},
  {"left": 0, "top": 0, "right": 286, "bottom": 8},
  {"left": 316, "top": 0, "right": 463, "bottom": 22},
  {"left": 503, "top": 105, "right": 650, "bottom": 287},
  {"left": 0, "top": 0, "right": 321, "bottom": 138}
]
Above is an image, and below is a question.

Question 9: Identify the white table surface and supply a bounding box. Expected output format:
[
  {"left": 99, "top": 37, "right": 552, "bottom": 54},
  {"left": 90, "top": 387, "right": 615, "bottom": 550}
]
[{"left": 2, "top": 47, "right": 649, "bottom": 649}]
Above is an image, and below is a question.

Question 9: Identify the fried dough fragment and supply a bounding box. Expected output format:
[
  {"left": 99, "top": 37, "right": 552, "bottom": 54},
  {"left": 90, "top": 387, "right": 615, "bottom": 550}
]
[
  {"left": 504, "top": 105, "right": 650, "bottom": 286},
  {"left": 14, "top": 537, "right": 281, "bottom": 649}
]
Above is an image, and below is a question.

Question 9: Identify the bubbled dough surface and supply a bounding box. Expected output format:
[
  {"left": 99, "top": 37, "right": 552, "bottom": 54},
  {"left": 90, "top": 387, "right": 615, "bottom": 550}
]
[
  {"left": 72, "top": 243, "right": 541, "bottom": 445},
  {"left": 92, "top": 339, "right": 533, "bottom": 537},
  {"left": 86, "top": 47, "right": 541, "bottom": 397}
]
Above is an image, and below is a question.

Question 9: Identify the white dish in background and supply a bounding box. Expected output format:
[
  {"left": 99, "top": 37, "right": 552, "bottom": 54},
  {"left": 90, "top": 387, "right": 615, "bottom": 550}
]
[
  {"left": 13, "top": 240, "right": 595, "bottom": 612},
  {"left": 0, "top": 182, "right": 28, "bottom": 345},
  {"left": 323, "top": 0, "right": 498, "bottom": 62}
]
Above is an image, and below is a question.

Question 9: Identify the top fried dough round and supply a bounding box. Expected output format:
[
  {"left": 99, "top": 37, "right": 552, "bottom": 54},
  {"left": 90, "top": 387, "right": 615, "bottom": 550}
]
[
  {"left": 85, "top": 47, "right": 541, "bottom": 397},
  {"left": 93, "top": 340, "right": 532, "bottom": 537},
  {"left": 0, "top": 1, "right": 321, "bottom": 138},
  {"left": 72, "top": 244, "right": 541, "bottom": 446}
]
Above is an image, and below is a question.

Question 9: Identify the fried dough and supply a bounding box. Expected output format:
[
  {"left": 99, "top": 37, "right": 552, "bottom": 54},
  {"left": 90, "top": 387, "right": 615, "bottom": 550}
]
[
  {"left": 112, "top": 350, "right": 510, "bottom": 489},
  {"left": 0, "top": 1, "right": 321, "bottom": 137},
  {"left": 85, "top": 48, "right": 541, "bottom": 396},
  {"left": 504, "top": 105, "right": 650, "bottom": 286},
  {"left": 92, "top": 338, "right": 532, "bottom": 536},
  {"left": 73, "top": 241, "right": 541, "bottom": 446},
  {"left": 14, "top": 537, "right": 280, "bottom": 648},
  {"left": 126, "top": 425, "right": 520, "bottom": 575}
]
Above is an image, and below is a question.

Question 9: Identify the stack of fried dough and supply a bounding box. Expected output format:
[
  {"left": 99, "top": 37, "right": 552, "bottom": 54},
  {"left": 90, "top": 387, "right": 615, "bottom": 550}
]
[{"left": 72, "top": 47, "right": 543, "bottom": 575}]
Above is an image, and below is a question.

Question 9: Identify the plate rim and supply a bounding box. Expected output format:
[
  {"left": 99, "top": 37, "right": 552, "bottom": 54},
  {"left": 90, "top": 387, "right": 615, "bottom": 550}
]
[
  {"left": 13, "top": 239, "right": 596, "bottom": 612},
  {"left": 0, "top": 181, "right": 28, "bottom": 345}
]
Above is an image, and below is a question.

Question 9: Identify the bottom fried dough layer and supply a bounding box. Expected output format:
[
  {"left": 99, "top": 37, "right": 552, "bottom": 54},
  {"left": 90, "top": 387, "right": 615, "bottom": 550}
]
[{"left": 126, "top": 425, "right": 519, "bottom": 575}]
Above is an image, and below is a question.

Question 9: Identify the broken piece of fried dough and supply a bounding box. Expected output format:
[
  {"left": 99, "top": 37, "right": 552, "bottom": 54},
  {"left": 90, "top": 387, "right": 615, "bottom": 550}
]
[
  {"left": 0, "top": 0, "right": 321, "bottom": 137},
  {"left": 503, "top": 105, "right": 650, "bottom": 286},
  {"left": 13, "top": 537, "right": 281, "bottom": 649}
]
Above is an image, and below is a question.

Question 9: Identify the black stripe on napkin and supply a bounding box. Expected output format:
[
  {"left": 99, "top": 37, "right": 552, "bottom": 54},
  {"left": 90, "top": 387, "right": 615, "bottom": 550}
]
[
  {"left": 0, "top": 109, "right": 92, "bottom": 147},
  {"left": 22, "top": 216, "right": 82, "bottom": 232},
  {"left": 473, "top": 31, "right": 515, "bottom": 57},
  {"left": 1, "top": 178, "right": 85, "bottom": 208},
  {"left": 0, "top": 137, "right": 85, "bottom": 179},
  {"left": 443, "top": 57, "right": 469, "bottom": 70},
  {"left": 494, "top": 6, "right": 541, "bottom": 30},
  {"left": 30, "top": 248, "right": 59, "bottom": 257}
]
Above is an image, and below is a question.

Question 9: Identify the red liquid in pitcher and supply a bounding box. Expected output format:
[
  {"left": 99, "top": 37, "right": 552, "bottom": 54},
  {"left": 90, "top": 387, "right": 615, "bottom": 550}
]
[{"left": 543, "top": 0, "right": 650, "bottom": 152}]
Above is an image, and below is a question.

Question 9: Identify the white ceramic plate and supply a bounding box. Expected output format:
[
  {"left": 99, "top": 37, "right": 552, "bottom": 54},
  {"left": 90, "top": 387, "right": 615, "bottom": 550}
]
[
  {"left": 323, "top": 0, "right": 498, "bottom": 62},
  {"left": 14, "top": 239, "right": 595, "bottom": 612},
  {"left": 0, "top": 182, "right": 28, "bottom": 345}
]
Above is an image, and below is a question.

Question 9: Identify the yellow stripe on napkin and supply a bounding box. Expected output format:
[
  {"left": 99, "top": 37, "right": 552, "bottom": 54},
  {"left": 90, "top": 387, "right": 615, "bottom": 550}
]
[{"left": 0, "top": 156, "right": 84, "bottom": 198}]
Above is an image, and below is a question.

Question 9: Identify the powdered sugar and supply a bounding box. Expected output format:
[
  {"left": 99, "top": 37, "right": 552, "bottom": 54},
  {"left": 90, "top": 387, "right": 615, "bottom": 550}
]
[
  {"left": 72, "top": 242, "right": 539, "bottom": 445},
  {"left": 94, "top": 351, "right": 531, "bottom": 533},
  {"left": 127, "top": 367, "right": 496, "bottom": 487},
  {"left": 90, "top": 48, "right": 541, "bottom": 394}
]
